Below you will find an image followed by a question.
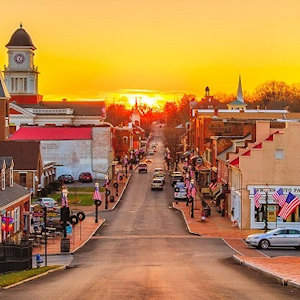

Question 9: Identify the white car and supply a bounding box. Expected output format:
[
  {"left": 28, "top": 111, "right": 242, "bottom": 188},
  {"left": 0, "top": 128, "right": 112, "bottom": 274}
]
[
  {"left": 246, "top": 228, "right": 300, "bottom": 249},
  {"left": 151, "top": 178, "right": 163, "bottom": 190},
  {"left": 33, "top": 197, "right": 58, "bottom": 209}
]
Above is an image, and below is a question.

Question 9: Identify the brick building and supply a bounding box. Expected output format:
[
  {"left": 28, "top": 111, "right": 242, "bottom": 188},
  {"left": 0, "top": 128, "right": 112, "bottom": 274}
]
[{"left": 0, "top": 157, "right": 31, "bottom": 243}]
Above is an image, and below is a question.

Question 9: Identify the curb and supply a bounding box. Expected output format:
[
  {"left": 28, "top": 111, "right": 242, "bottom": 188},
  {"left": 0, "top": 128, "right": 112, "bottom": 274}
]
[
  {"left": 71, "top": 218, "right": 105, "bottom": 253},
  {"left": 222, "top": 238, "right": 244, "bottom": 256},
  {"left": 287, "top": 280, "right": 300, "bottom": 289},
  {"left": 2, "top": 266, "right": 65, "bottom": 290},
  {"left": 111, "top": 174, "right": 132, "bottom": 210},
  {"left": 232, "top": 255, "right": 290, "bottom": 286},
  {"left": 172, "top": 203, "right": 201, "bottom": 236}
]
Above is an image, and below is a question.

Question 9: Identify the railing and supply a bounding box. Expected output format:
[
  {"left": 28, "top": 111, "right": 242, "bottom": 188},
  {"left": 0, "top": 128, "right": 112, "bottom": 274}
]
[{"left": 0, "top": 241, "right": 32, "bottom": 273}]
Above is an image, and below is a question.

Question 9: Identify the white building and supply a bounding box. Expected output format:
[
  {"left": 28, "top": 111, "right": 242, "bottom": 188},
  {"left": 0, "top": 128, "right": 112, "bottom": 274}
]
[{"left": 10, "top": 126, "right": 114, "bottom": 179}]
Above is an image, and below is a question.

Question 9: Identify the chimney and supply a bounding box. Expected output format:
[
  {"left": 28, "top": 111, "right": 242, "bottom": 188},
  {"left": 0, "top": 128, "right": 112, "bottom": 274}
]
[
  {"left": 256, "top": 105, "right": 260, "bottom": 110},
  {"left": 62, "top": 98, "right": 67, "bottom": 102},
  {"left": 214, "top": 109, "right": 218, "bottom": 117}
]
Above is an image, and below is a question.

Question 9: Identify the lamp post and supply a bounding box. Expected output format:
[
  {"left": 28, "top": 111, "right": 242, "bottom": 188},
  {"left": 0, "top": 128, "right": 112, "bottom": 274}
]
[
  {"left": 263, "top": 185, "right": 270, "bottom": 232},
  {"left": 61, "top": 186, "right": 69, "bottom": 238},
  {"left": 93, "top": 182, "right": 102, "bottom": 223},
  {"left": 60, "top": 185, "right": 70, "bottom": 253}
]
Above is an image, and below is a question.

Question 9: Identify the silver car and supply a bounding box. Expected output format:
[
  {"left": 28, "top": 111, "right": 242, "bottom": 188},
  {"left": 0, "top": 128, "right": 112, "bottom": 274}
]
[{"left": 246, "top": 228, "right": 300, "bottom": 249}]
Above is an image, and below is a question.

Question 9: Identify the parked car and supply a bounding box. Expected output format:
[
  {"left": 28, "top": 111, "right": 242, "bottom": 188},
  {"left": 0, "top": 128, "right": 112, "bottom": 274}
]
[
  {"left": 78, "top": 172, "right": 93, "bottom": 183},
  {"left": 149, "top": 150, "right": 154, "bottom": 155},
  {"left": 170, "top": 171, "right": 182, "bottom": 178},
  {"left": 246, "top": 228, "right": 300, "bottom": 249},
  {"left": 151, "top": 178, "right": 164, "bottom": 190},
  {"left": 58, "top": 174, "right": 74, "bottom": 183},
  {"left": 138, "top": 163, "right": 148, "bottom": 173},
  {"left": 172, "top": 174, "right": 184, "bottom": 186},
  {"left": 33, "top": 197, "right": 58, "bottom": 209},
  {"left": 174, "top": 182, "right": 187, "bottom": 200}
]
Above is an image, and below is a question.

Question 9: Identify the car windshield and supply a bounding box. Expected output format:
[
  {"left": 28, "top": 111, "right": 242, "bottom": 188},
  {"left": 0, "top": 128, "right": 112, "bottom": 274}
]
[
  {"left": 139, "top": 164, "right": 147, "bottom": 167},
  {"left": 153, "top": 180, "right": 162, "bottom": 183},
  {"left": 174, "top": 176, "right": 183, "bottom": 180},
  {"left": 176, "top": 182, "right": 185, "bottom": 188}
]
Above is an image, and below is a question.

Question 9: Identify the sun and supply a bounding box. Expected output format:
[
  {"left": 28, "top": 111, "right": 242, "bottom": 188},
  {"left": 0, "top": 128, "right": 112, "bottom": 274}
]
[{"left": 127, "top": 94, "right": 157, "bottom": 108}]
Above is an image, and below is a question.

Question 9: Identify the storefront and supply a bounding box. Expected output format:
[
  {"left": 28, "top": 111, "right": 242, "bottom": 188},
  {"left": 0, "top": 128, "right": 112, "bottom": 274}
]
[{"left": 248, "top": 185, "right": 300, "bottom": 229}]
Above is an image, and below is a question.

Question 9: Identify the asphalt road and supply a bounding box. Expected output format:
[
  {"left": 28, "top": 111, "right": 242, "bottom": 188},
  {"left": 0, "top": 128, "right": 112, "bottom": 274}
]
[{"left": 2, "top": 129, "right": 300, "bottom": 299}]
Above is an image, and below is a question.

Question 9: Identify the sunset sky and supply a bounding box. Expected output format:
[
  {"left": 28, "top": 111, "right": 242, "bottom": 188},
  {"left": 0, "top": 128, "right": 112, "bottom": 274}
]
[{"left": 1, "top": 0, "right": 300, "bottom": 106}]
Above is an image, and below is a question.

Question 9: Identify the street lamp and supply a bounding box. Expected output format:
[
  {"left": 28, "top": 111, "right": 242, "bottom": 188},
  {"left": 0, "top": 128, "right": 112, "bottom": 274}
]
[
  {"left": 93, "top": 183, "right": 102, "bottom": 223},
  {"left": 60, "top": 185, "right": 70, "bottom": 253},
  {"left": 61, "top": 185, "right": 69, "bottom": 238},
  {"left": 263, "top": 185, "right": 270, "bottom": 232}
]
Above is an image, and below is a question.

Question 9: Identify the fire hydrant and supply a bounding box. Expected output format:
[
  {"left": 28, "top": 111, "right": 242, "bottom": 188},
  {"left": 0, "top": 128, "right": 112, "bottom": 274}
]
[{"left": 36, "top": 254, "right": 43, "bottom": 268}]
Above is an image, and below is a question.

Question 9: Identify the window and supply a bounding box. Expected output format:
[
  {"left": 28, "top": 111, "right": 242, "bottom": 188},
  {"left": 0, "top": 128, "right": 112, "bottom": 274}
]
[
  {"left": 14, "top": 207, "right": 20, "bottom": 233},
  {"left": 1, "top": 169, "right": 5, "bottom": 190},
  {"left": 15, "top": 78, "right": 18, "bottom": 92},
  {"left": 9, "top": 167, "right": 13, "bottom": 187},
  {"left": 11, "top": 78, "right": 14, "bottom": 91},
  {"left": 24, "top": 78, "right": 27, "bottom": 91},
  {"left": 20, "top": 173, "right": 26, "bottom": 187},
  {"left": 289, "top": 230, "right": 300, "bottom": 235},
  {"left": 276, "top": 229, "right": 288, "bottom": 235},
  {"left": 275, "top": 149, "right": 284, "bottom": 159}
]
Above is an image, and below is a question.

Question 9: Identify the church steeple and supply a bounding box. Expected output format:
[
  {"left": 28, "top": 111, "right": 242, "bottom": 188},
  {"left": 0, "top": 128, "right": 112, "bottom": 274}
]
[{"left": 237, "top": 75, "right": 244, "bottom": 103}]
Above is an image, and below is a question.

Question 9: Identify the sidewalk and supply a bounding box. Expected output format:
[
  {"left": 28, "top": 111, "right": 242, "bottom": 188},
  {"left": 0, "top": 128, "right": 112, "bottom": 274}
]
[
  {"left": 33, "top": 172, "right": 132, "bottom": 256},
  {"left": 173, "top": 194, "right": 300, "bottom": 289}
]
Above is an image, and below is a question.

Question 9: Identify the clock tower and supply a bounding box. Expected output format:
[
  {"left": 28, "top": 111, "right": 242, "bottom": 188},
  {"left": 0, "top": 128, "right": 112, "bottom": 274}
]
[
  {"left": 0, "top": 71, "right": 10, "bottom": 141},
  {"left": 3, "top": 24, "right": 42, "bottom": 104}
]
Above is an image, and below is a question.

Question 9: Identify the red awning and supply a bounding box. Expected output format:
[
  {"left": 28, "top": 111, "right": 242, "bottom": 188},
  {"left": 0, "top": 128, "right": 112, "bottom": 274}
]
[{"left": 10, "top": 127, "right": 92, "bottom": 141}]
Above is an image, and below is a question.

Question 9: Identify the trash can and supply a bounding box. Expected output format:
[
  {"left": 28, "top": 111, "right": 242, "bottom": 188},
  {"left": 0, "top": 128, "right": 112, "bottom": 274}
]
[
  {"left": 203, "top": 207, "right": 210, "bottom": 217},
  {"left": 110, "top": 195, "right": 115, "bottom": 203},
  {"left": 60, "top": 237, "right": 70, "bottom": 253}
]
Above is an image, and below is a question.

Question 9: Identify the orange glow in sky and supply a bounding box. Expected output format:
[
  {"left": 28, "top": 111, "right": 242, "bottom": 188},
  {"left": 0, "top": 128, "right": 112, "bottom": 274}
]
[{"left": 1, "top": 0, "right": 300, "bottom": 105}]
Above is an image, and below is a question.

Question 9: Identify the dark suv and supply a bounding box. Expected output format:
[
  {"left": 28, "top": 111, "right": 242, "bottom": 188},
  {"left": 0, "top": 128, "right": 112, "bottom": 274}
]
[
  {"left": 78, "top": 172, "right": 93, "bottom": 183},
  {"left": 58, "top": 174, "right": 74, "bottom": 183}
]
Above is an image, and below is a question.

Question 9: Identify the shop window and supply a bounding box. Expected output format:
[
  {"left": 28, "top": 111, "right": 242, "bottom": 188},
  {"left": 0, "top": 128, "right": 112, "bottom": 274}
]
[
  {"left": 20, "top": 173, "right": 26, "bottom": 187},
  {"left": 254, "top": 204, "right": 279, "bottom": 222},
  {"left": 275, "top": 149, "right": 284, "bottom": 159}
]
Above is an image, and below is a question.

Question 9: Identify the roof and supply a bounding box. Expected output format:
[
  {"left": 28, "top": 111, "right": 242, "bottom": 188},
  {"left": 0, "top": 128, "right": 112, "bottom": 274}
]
[
  {"left": 17, "top": 101, "right": 105, "bottom": 116},
  {"left": 6, "top": 25, "right": 36, "bottom": 49},
  {"left": 0, "top": 71, "right": 10, "bottom": 99},
  {"left": 0, "top": 142, "right": 40, "bottom": 170},
  {"left": 191, "top": 109, "right": 300, "bottom": 120},
  {"left": 9, "top": 127, "right": 92, "bottom": 141},
  {"left": 0, "top": 182, "right": 31, "bottom": 209},
  {"left": 228, "top": 99, "right": 247, "bottom": 106}
]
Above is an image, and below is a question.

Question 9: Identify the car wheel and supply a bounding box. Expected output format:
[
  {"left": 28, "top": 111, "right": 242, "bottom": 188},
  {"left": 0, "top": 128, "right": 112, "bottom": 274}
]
[
  {"left": 259, "top": 239, "right": 270, "bottom": 249},
  {"left": 295, "top": 246, "right": 300, "bottom": 250}
]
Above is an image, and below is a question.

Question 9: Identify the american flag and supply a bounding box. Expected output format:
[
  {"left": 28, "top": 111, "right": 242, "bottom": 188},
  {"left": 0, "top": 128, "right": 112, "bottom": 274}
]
[
  {"left": 62, "top": 193, "right": 69, "bottom": 207},
  {"left": 190, "top": 184, "right": 196, "bottom": 198},
  {"left": 253, "top": 188, "right": 261, "bottom": 208},
  {"left": 278, "top": 192, "right": 300, "bottom": 220},
  {"left": 93, "top": 184, "right": 102, "bottom": 201},
  {"left": 273, "top": 188, "right": 286, "bottom": 207}
]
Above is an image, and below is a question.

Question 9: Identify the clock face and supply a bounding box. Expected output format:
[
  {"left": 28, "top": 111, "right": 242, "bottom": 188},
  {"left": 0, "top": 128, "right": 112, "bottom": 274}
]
[{"left": 14, "top": 53, "right": 25, "bottom": 65}]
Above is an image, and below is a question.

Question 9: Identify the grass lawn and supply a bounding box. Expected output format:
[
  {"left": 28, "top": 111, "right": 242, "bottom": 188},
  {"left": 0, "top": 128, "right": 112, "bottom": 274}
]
[
  {"left": 50, "top": 193, "right": 95, "bottom": 206},
  {"left": 0, "top": 266, "right": 61, "bottom": 287}
]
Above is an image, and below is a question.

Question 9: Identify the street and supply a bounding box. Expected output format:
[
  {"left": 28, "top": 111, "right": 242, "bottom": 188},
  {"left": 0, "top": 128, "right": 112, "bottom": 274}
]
[{"left": 2, "top": 130, "right": 300, "bottom": 299}]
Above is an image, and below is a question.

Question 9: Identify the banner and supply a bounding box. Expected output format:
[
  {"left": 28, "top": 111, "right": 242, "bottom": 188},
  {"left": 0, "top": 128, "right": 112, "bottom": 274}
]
[{"left": 1, "top": 217, "right": 14, "bottom": 232}]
